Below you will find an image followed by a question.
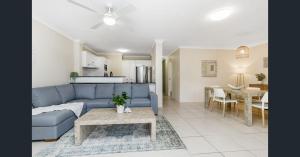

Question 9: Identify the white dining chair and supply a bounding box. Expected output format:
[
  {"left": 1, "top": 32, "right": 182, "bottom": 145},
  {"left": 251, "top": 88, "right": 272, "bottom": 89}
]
[
  {"left": 208, "top": 89, "right": 213, "bottom": 108},
  {"left": 212, "top": 88, "right": 238, "bottom": 117},
  {"left": 207, "top": 86, "right": 220, "bottom": 109},
  {"left": 252, "top": 92, "right": 268, "bottom": 127}
]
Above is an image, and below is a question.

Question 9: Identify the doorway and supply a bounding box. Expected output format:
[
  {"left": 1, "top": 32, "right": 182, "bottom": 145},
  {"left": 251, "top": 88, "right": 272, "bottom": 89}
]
[{"left": 168, "top": 61, "right": 173, "bottom": 97}]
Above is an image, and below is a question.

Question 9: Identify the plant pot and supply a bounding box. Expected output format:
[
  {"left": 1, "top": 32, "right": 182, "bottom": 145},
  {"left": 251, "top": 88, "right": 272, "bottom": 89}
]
[
  {"left": 70, "top": 77, "right": 76, "bottom": 83},
  {"left": 257, "top": 81, "right": 263, "bottom": 84},
  {"left": 116, "top": 105, "right": 124, "bottom": 113}
]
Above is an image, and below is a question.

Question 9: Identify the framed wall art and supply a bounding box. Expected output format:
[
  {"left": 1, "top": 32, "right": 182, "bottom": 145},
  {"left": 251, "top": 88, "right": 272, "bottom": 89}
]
[
  {"left": 263, "top": 57, "right": 268, "bottom": 68},
  {"left": 201, "top": 60, "right": 217, "bottom": 77}
]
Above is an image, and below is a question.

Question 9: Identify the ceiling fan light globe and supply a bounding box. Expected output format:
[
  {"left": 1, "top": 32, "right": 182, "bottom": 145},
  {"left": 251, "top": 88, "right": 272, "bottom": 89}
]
[{"left": 103, "top": 16, "right": 116, "bottom": 26}]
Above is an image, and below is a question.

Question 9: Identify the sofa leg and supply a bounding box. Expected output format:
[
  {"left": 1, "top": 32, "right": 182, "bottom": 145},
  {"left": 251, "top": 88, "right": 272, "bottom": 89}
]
[{"left": 44, "top": 138, "right": 58, "bottom": 142}]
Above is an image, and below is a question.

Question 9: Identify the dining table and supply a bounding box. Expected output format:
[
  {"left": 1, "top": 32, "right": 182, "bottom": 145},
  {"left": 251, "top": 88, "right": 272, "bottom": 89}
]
[{"left": 204, "top": 86, "right": 267, "bottom": 126}]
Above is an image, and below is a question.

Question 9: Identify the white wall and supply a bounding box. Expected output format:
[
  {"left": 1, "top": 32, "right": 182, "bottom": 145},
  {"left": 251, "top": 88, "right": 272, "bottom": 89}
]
[
  {"left": 104, "top": 53, "right": 123, "bottom": 76},
  {"left": 217, "top": 43, "right": 268, "bottom": 86},
  {"left": 165, "top": 43, "right": 268, "bottom": 103},
  {"left": 32, "top": 19, "right": 74, "bottom": 87},
  {"left": 179, "top": 48, "right": 223, "bottom": 102},
  {"left": 73, "top": 40, "right": 83, "bottom": 75}
]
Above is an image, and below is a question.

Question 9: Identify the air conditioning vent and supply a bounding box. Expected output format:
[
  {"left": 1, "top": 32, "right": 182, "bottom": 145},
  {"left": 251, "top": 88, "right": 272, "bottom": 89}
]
[{"left": 122, "top": 54, "right": 152, "bottom": 60}]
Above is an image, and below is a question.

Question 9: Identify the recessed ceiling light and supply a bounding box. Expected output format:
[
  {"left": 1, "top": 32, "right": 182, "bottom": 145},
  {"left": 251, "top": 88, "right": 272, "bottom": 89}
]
[
  {"left": 207, "top": 7, "right": 235, "bottom": 21},
  {"left": 117, "top": 48, "right": 129, "bottom": 53}
]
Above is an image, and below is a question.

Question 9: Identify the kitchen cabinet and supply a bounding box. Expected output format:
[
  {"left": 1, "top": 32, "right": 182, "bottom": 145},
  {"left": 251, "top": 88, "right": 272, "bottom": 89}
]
[
  {"left": 82, "top": 51, "right": 96, "bottom": 68},
  {"left": 81, "top": 51, "right": 107, "bottom": 69},
  {"left": 81, "top": 51, "right": 109, "bottom": 76}
]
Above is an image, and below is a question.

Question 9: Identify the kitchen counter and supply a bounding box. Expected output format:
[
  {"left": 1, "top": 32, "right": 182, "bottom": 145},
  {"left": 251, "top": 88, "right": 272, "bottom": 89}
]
[
  {"left": 76, "top": 76, "right": 126, "bottom": 77},
  {"left": 71, "top": 77, "right": 156, "bottom": 93},
  {"left": 72, "top": 76, "right": 126, "bottom": 83}
]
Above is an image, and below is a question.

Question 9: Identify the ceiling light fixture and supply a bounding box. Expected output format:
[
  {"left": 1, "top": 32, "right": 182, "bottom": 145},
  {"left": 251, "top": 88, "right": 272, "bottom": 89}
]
[
  {"left": 208, "top": 7, "right": 234, "bottom": 21},
  {"left": 103, "top": 8, "right": 116, "bottom": 26},
  {"left": 117, "top": 48, "right": 129, "bottom": 53},
  {"left": 236, "top": 46, "right": 249, "bottom": 58}
]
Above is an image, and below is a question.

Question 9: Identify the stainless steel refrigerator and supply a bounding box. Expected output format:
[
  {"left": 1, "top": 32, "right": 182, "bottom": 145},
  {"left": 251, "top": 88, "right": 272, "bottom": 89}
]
[{"left": 136, "top": 65, "right": 152, "bottom": 83}]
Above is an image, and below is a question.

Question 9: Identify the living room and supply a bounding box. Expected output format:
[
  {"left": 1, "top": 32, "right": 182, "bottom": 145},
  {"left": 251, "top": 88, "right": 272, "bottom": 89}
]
[{"left": 32, "top": 0, "right": 268, "bottom": 157}]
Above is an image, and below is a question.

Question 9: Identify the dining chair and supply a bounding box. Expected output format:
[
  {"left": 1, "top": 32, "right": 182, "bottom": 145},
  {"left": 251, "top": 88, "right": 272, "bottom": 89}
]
[
  {"left": 207, "top": 86, "right": 220, "bottom": 109},
  {"left": 252, "top": 92, "right": 268, "bottom": 127},
  {"left": 234, "top": 87, "right": 262, "bottom": 115},
  {"left": 247, "top": 87, "right": 262, "bottom": 101},
  {"left": 208, "top": 89, "right": 213, "bottom": 109},
  {"left": 212, "top": 88, "right": 238, "bottom": 117}
]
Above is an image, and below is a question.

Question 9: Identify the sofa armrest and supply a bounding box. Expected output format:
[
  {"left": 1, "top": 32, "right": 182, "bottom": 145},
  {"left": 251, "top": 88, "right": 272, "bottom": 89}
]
[{"left": 149, "top": 92, "right": 158, "bottom": 115}]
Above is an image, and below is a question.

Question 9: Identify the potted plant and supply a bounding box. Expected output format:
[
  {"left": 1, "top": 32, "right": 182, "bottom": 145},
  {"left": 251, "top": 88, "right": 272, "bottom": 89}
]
[
  {"left": 70, "top": 72, "right": 79, "bottom": 82},
  {"left": 255, "top": 73, "right": 266, "bottom": 84},
  {"left": 112, "top": 92, "right": 130, "bottom": 113}
]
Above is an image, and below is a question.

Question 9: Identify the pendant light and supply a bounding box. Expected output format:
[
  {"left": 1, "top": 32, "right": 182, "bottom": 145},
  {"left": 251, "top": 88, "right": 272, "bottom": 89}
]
[
  {"left": 103, "top": 7, "right": 116, "bottom": 26},
  {"left": 236, "top": 46, "right": 249, "bottom": 59}
]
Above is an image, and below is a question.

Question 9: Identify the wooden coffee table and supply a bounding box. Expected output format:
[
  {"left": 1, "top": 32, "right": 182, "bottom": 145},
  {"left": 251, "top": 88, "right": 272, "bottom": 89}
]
[{"left": 74, "top": 107, "right": 156, "bottom": 145}]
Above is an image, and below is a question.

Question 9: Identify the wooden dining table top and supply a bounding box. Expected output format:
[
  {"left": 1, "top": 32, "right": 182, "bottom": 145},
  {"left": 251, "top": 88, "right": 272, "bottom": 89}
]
[{"left": 206, "top": 86, "right": 267, "bottom": 97}]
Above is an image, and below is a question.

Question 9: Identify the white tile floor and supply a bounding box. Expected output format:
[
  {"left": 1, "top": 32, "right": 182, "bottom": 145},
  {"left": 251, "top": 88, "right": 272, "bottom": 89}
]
[{"left": 32, "top": 97, "right": 268, "bottom": 157}]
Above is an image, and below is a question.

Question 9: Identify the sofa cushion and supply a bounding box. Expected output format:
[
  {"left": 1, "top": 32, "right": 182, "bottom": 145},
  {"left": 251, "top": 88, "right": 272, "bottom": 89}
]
[
  {"left": 95, "top": 84, "right": 114, "bottom": 99},
  {"left": 32, "top": 86, "right": 63, "bottom": 107},
  {"left": 130, "top": 98, "right": 151, "bottom": 107},
  {"left": 114, "top": 83, "right": 132, "bottom": 97},
  {"left": 132, "top": 84, "right": 149, "bottom": 98},
  {"left": 67, "top": 99, "right": 91, "bottom": 103},
  {"left": 32, "top": 110, "right": 75, "bottom": 127},
  {"left": 55, "top": 84, "right": 75, "bottom": 103},
  {"left": 73, "top": 84, "right": 96, "bottom": 99},
  {"left": 85, "top": 99, "right": 114, "bottom": 110}
]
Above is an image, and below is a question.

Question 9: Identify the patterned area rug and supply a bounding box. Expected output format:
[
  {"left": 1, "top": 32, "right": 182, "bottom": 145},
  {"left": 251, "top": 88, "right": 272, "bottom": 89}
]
[{"left": 35, "top": 115, "right": 185, "bottom": 157}]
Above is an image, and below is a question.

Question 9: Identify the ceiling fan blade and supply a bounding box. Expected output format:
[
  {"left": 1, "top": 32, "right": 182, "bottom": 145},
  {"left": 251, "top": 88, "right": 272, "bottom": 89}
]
[
  {"left": 90, "top": 22, "right": 103, "bottom": 29},
  {"left": 68, "top": 0, "right": 97, "bottom": 13},
  {"left": 119, "top": 16, "right": 132, "bottom": 23},
  {"left": 115, "top": 3, "right": 136, "bottom": 16}
]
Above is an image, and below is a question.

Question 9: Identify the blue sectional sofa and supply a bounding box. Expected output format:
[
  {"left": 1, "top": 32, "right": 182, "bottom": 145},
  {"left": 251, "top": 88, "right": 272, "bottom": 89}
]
[{"left": 32, "top": 83, "right": 158, "bottom": 140}]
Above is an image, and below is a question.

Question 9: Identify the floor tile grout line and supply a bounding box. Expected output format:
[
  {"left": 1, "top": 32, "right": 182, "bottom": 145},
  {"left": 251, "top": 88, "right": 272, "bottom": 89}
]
[
  {"left": 187, "top": 151, "right": 223, "bottom": 157},
  {"left": 33, "top": 99, "right": 267, "bottom": 157},
  {"left": 165, "top": 103, "right": 223, "bottom": 156},
  {"left": 163, "top": 100, "right": 268, "bottom": 155}
]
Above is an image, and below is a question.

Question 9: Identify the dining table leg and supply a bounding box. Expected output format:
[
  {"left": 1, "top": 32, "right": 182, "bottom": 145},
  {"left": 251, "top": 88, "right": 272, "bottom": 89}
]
[{"left": 244, "top": 96, "right": 253, "bottom": 126}]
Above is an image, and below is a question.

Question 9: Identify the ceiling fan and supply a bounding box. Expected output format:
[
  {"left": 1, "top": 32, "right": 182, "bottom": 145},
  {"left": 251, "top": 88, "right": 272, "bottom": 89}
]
[{"left": 67, "top": 0, "right": 135, "bottom": 29}]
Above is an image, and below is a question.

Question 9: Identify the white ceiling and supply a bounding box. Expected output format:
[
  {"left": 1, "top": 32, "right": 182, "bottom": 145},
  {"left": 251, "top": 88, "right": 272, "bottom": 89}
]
[{"left": 32, "top": 0, "right": 268, "bottom": 56}]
